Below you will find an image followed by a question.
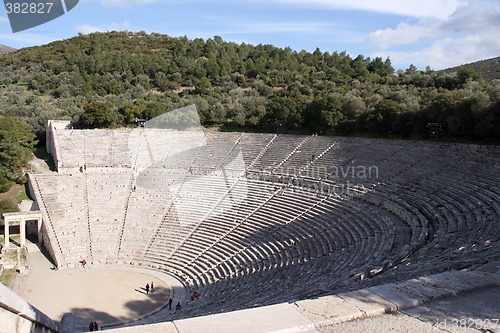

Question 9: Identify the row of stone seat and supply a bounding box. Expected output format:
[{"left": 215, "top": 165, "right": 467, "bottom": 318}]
[
  {"left": 54, "top": 127, "right": 500, "bottom": 191},
  {"left": 57, "top": 130, "right": 133, "bottom": 168},
  {"left": 86, "top": 173, "right": 132, "bottom": 262},
  {"left": 55, "top": 129, "right": 278, "bottom": 171},
  {"left": 35, "top": 128, "right": 500, "bottom": 320},
  {"left": 31, "top": 174, "right": 91, "bottom": 266},
  {"left": 363, "top": 150, "right": 498, "bottom": 279},
  {"left": 143, "top": 180, "right": 400, "bottom": 300},
  {"left": 34, "top": 154, "right": 492, "bottom": 280},
  {"left": 158, "top": 146, "right": 498, "bottom": 316},
  {"left": 249, "top": 135, "right": 305, "bottom": 171}
]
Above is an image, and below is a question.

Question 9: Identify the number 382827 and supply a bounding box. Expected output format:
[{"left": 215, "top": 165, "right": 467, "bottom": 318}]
[{"left": 5, "top": 2, "right": 54, "bottom": 14}]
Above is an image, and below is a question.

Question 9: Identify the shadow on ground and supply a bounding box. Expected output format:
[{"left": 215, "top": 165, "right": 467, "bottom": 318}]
[{"left": 72, "top": 286, "right": 169, "bottom": 328}]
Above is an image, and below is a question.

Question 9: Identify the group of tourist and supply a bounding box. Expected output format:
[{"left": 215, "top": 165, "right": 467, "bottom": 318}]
[
  {"left": 167, "top": 297, "right": 182, "bottom": 311},
  {"left": 146, "top": 282, "right": 181, "bottom": 310},
  {"left": 145, "top": 282, "right": 154, "bottom": 295},
  {"left": 88, "top": 321, "right": 99, "bottom": 331}
]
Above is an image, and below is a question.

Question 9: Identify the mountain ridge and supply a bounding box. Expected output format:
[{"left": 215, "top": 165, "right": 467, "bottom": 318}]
[
  {"left": 443, "top": 57, "right": 500, "bottom": 82},
  {"left": 0, "top": 44, "right": 16, "bottom": 55}
]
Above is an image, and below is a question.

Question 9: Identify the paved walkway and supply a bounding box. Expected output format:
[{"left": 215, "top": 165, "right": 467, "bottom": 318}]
[
  {"left": 17, "top": 242, "right": 187, "bottom": 330},
  {"left": 306, "top": 268, "right": 500, "bottom": 333}
]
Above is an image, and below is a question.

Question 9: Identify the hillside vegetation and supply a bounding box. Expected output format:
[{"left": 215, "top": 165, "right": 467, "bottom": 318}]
[
  {"left": 0, "top": 116, "right": 37, "bottom": 194},
  {"left": 0, "top": 31, "right": 498, "bottom": 143},
  {"left": 444, "top": 57, "right": 500, "bottom": 82}
]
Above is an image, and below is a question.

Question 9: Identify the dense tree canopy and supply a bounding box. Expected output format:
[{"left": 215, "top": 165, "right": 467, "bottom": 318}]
[
  {"left": 0, "top": 199, "right": 20, "bottom": 219},
  {"left": 0, "top": 31, "right": 498, "bottom": 143},
  {"left": 0, "top": 117, "right": 37, "bottom": 192},
  {"left": 81, "top": 101, "right": 119, "bottom": 128}
]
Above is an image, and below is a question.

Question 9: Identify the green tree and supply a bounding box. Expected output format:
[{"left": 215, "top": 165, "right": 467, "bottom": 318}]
[
  {"left": 368, "top": 57, "right": 393, "bottom": 76},
  {"left": 375, "top": 99, "right": 400, "bottom": 133},
  {"left": 81, "top": 101, "right": 119, "bottom": 128},
  {"left": 120, "top": 99, "right": 146, "bottom": 124},
  {"left": 0, "top": 30, "right": 497, "bottom": 142},
  {"left": 209, "top": 102, "right": 227, "bottom": 124},
  {"left": 352, "top": 55, "right": 369, "bottom": 79},
  {"left": 196, "top": 77, "right": 212, "bottom": 94},
  {"left": 267, "top": 96, "right": 305, "bottom": 129},
  {"left": 304, "top": 96, "right": 344, "bottom": 132},
  {"left": 0, "top": 199, "right": 20, "bottom": 217},
  {"left": 0, "top": 117, "right": 37, "bottom": 188},
  {"left": 457, "top": 67, "right": 483, "bottom": 87}
]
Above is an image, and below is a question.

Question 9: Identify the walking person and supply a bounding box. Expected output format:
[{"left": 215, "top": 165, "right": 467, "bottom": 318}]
[
  {"left": 176, "top": 302, "right": 181, "bottom": 311},
  {"left": 146, "top": 283, "right": 150, "bottom": 295},
  {"left": 89, "top": 321, "right": 94, "bottom": 332},
  {"left": 151, "top": 281, "right": 154, "bottom": 293},
  {"left": 168, "top": 297, "right": 173, "bottom": 310},
  {"left": 93, "top": 321, "right": 99, "bottom": 331}
]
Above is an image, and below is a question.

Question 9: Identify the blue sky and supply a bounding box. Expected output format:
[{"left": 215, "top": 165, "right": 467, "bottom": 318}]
[{"left": 1, "top": 0, "right": 499, "bottom": 70}]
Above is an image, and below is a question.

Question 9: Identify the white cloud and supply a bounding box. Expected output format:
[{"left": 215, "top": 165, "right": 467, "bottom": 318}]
[
  {"left": 367, "top": 3, "right": 500, "bottom": 49},
  {"left": 376, "top": 33, "right": 500, "bottom": 70},
  {"left": 266, "top": 0, "right": 462, "bottom": 19},
  {"left": 366, "top": 1, "right": 500, "bottom": 69},
  {"left": 442, "top": 3, "right": 500, "bottom": 33},
  {"left": 0, "top": 15, "right": 9, "bottom": 24},
  {"left": 76, "top": 21, "right": 131, "bottom": 34},
  {"left": 76, "top": 24, "right": 104, "bottom": 34},
  {"left": 367, "top": 20, "right": 439, "bottom": 50}
]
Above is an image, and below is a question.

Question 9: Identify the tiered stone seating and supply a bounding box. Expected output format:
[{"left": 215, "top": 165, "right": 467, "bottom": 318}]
[
  {"left": 29, "top": 174, "right": 67, "bottom": 266},
  {"left": 278, "top": 136, "right": 336, "bottom": 176},
  {"left": 30, "top": 124, "right": 500, "bottom": 322},
  {"left": 142, "top": 174, "right": 240, "bottom": 265},
  {"left": 233, "top": 133, "right": 276, "bottom": 167},
  {"left": 129, "top": 129, "right": 175, "bottom": 171},
  {"left": 86, "top": 173, "right": 131, "bottom": 263},
  {"left": 84, "top": 130, "right": 116, "bottom": 167},
  {"left": 56, "top": 130, "right": 85, "bottom": 168},
  {"left": 56, "top": 130, "right": 133, "bottom": 169},
  {"left": 153, "top": 184, "right": 400, "bottom": 306},
  {"left": 31, "top": 174, "right": 90, "bottom": 266},
  {"left": 109, "top": 130, "right": 133, "bottom": 167},
  {"left": 195, "top": 133, "right": 242, "bottom": 169},
  {"left": 118, "top": 170, "right": 177, "bottom": 262},
  {"left": 249, "top": 135, "right": 306, "bottom": 172}
]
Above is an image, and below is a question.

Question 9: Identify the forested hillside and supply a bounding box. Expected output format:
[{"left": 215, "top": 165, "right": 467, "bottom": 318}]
[
  {"left": 0, "top": 116, "right": 37, "bottom": 193},
  {"left": 444, "top": 57, "right": 500, "bottom": 82},
  {"left": 0, "top": 31, "right": 498, "bottom": 143}
]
